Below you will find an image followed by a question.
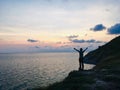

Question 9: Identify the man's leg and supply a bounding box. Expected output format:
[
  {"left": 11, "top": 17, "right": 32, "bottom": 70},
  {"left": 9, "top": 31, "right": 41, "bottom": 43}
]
[
  {"left": 79, "top": 59, "right": 81, "bottom": 70},
  {"left": 81, "top": 59, "right": 84, "bottom": 70}
]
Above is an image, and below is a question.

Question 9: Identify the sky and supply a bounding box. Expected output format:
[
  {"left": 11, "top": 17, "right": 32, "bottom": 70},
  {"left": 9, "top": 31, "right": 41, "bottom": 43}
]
[{"left": 0, "top": 0, "right": 120, "bottom": 53}]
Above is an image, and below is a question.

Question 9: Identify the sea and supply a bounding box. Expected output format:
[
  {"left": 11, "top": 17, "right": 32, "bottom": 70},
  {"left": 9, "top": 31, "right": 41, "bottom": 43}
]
[{"left": 0, "top": 52, "right": 94, "bottom": 90}]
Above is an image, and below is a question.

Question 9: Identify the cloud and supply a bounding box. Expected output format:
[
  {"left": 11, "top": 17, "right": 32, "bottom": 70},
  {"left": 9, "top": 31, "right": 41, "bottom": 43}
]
[
  {"left": 91, "top": 24, "right": 106, "bottom": 31},
  {"left": 71, "top": 39, "right": 104, "bottom": 43},
  {"left": 35, "top": 46, "right": 39, "bottom": 48},
  {"left": 67, "top": 35, "right": 79, "bottom": 41},
  {"left": 67, "top": 35, "right": 79, "bottom": 39},
  {"left": 72, "top": 39, "right": 85, "bottom": 43},
  {"left": 67, "top": 35, "right": 105, "bottom": 43},
  {"left": 108, "top": 23, "right": 120, "bottom": 34},
  {"left": 27, "top": 39, "right": 38, "bottom": 43}
]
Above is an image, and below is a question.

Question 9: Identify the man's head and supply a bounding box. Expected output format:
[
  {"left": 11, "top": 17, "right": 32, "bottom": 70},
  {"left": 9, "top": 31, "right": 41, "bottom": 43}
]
[{"left": 80, "top": 48, "right": 83, "bottom": 51}]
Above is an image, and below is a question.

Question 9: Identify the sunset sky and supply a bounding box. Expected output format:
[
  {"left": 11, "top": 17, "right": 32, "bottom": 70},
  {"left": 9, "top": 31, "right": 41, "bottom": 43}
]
[{"left": 0, "top": 0, "right": 120, "bottom": 53}]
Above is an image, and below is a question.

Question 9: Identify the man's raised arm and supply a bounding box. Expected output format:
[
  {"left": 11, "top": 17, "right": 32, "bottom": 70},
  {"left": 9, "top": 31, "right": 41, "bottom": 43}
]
[
  {"left": 83, "top": 47, "right": 88, "bottom": 52},
  {"left": 74, "top": 48, "right": 79, "bottom": 52}
]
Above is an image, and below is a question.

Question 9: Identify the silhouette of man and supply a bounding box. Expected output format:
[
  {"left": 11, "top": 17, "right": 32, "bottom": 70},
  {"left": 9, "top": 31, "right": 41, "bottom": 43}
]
[{"left": 74, "top": 47, "right": 88, "bottom": 70}]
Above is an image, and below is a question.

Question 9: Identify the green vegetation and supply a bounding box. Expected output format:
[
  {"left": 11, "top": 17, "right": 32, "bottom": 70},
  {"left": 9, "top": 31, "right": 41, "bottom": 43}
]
[{"left": 32, "top": 36, "right": 120, "bottom": 90}]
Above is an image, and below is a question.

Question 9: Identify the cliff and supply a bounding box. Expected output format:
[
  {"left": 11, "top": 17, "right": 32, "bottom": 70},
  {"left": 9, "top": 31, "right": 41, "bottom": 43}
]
[{"left": 84, "top": 36, "right": 120, "bottom": 70}]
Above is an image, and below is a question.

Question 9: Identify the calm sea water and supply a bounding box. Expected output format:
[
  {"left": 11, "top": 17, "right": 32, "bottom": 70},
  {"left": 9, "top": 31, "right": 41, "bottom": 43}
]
[{"left": 0, "top": 52, "right": 94, "bottom": 90}]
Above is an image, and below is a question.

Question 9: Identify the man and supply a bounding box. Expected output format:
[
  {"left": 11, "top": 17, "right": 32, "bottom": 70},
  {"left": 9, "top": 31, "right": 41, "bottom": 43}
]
[{"left": 74, "top": 47, "right": 88, "bottom": 70}]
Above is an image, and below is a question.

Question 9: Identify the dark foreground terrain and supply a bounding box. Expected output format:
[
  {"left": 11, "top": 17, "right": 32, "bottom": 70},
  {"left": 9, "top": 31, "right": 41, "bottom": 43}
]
[{"left": 33, "top": 36, "right": 120, "bottom": 90}]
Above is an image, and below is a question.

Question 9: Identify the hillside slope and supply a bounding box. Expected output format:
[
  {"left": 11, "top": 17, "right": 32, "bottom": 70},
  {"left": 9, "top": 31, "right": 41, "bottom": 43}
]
[{"left": 84, "top": 36, "right": 120, "bottom": 65}]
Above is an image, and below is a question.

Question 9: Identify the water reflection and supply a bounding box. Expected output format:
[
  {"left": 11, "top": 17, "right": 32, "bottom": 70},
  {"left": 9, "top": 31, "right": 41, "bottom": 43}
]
[{"left": 0, "top": 52, "right": 94, "bottom": 90}]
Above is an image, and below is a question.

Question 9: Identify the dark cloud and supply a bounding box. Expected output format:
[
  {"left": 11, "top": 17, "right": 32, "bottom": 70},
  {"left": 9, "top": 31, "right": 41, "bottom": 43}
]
[
  {"left": 72, "top": 39, "right": 85, "bottom": 43},
  {"left": 67, "top": 34, "right": 105, "bottom": 43},
  {"left": 108, "top": 23, "right": 120, "bottom": 34},
  {"left": 35, "top": 46, "right": 39, "bottom": 48},
  {"left": 91, "top": 24, "right": 106, "bottom": 31},
  {"left": 67, "top": 35, "right": 79, "bottom": 42},
  {"left": 27, "top": 39, "right": 38, "bottom": 43},
  {"left": 86, "top": 39, "right": 96, "bottom": 43},
  {"left": 71, "top": 39, "right": 104, "bottom": 43},
  {"left": 67, "top": 35, "right": 79, "bottom": 39}
]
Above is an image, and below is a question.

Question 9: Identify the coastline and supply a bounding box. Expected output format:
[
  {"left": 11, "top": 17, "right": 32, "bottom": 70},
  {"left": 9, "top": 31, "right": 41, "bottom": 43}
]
[{"left": 32, "top": 36, "right": 120, "bottom": 90}]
